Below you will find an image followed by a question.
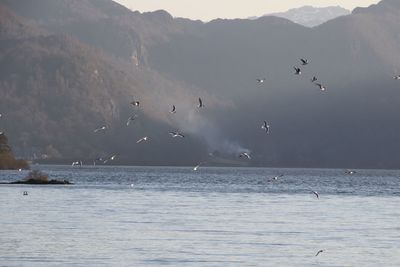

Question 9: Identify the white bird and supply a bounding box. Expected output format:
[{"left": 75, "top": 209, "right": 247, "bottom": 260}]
[
  {"left": 130, "top": 100, "right": 140, "bottom": 107},
  {"left": 239, "top": 152, "right": 251, "bottom": 159},
  {"left": 315, "top": 250, "right": 324, "bottom": 257},
  {"left": 393, "top": 75, "right": 400, "bottom": 80},
  {"left": 126, "top": 114, "right": 138, "bottom": 126},
  {"left": 169, "top": 132, "right": 185, "bottom": 138},
  {"left": 170, "top": 105, "right": 176, "bottom": 114},
  {"left": 311, "top": 190, "right": 319, "bottom": 199},
  {"left": 72, "top": 161, "right": 82, "bottom": 167},
  {"left": 94, "top": 126, "right": 107, "bottom": 133},
  {"left": 315, "top": 83, "right": 327, "bottom": 91},
  {"left": 103, "top": 154, "right": 117, "bottom": 164},
  {"left": 345, "top": 169, "right": 356, "bottom": 175},
  {"left": 294, "top": 66, "right": 301, "bottom": 75},
  {"left": 193, "top": 162, "right": 205, "bottom": 171},
  {"left": 311, "top": 76, "right": 318, "bottom": 82},
  {"left": 136, "top": 136, "right": 149, "bottom": 143},
  {"left": 300, "top": 58, "right": 309, "bottom": 65},
  {"left": 270, "top": 174, "right": 284, "bottom": 181},
  {"left": 198, "top": 98, "right": 204, "bottom": 108},
  {"left": 261, "top": 121, "right": 270, "bottom": 134},
  {"left": 256, "top": 78, "right": 266, "bottom": 84}
]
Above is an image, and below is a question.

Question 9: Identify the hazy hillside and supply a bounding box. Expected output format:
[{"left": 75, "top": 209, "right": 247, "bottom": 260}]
[
  {"left": 1, "top": 0, "right": 400, "bottom": 168},
  {"left": 266, "top": 6, "right": 350, "bottom": 27}
]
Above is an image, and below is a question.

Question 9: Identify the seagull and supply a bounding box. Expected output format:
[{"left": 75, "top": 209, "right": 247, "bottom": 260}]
[
  {"left": 270, "top": 174, "right": 284, "bottom": 181},
  {"left": 261, "top": 121, "right": 270, "bottom": 134},
  {"left": 126, "top": 114, "right": 138, "bottom": 126},
  {"left": 103, "top": 154, "right": 117, "bottom": 164},
  {"left": 239, "top": 152, "right": 251, "bottom": 159},
  {"left": 315, "top": 250, "right": 324, "bottom": 257},
  {"left": 315, "top": 83, "right": 327, "bottom": 91},
  {"left": 311, "top": 190, "right": 319, "bottom": 199},
  {"left": 130, "top": 100, "right": 140, "bottom": 107},
  {"left": 294, "top": 67, "right": 301, "bottom": 75},
  {"left": 256, "top": 78, "right": 266, "bottom": 84},
  {"left": 345, "top": 169, "right": 356, "bottom": 175},
  {"left": 393, "top": 75, "right": 400, "bottom": 80},
  {"left": 94, "top": 126, "right": 107, "bottom": 133},
  {"left": 136, "top": 136, "right": 149, "bottom": 143},
  {"left": 193, "top": 162, "right": 205, "bottom": 171},
  {"left": 311, "top": 76, "right": 318, "bottom": 82},
  {"left": 169, "top": 132, "right": 185, "bottom": 138},
  {"left": 198, "top": 98, "right": 204, "bottom": 108},
  {"left": 72, "top": 161, "right": 82, "bottom": 167},
  {"left": 300, "top": 58, "right": 309, "bottom": 65},
  {"left": 170, "top": 105, "right": 176, "bottom": 114}
]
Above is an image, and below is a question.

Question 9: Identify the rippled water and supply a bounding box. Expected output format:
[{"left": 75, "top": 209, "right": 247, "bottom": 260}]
[{"left": 1, "top": 166, "right": 399, "bottom": 266}]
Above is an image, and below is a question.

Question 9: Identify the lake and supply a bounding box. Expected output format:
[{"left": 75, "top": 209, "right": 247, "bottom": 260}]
[{"left": 1, "top": 165, "right": 399, "bottom": 266}]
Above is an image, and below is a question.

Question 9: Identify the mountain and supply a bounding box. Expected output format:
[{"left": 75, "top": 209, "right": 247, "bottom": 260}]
[
  {"left": 0, "top": 133, "right": 29, "bottom": 170},
  {"left": 1, "top": 0, "right": 400, "bottom": 168},
  {"left": 266, "top": 6, "right": 351, "bottom": 27}
]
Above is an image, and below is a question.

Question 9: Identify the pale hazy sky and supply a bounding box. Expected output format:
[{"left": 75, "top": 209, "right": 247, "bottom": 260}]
[{"left": 115, "top": 0, "right": 380, "bottom": 21}]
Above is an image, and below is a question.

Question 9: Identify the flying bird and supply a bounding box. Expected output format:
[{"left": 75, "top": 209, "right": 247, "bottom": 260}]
[
  {"left": 256, "top": 78, "right": 266, "bottom": 84},
  {"left": 270, "top": 174, "right": 284, "bottom": 181},
  {"left": 136, "top": 136, "right": 149, "bottom": 143},
  {"left": 170, "top": 105, "right": 176, "bottom": 114},
  {"left": 345, "top": 169, "right": 356, "bottom": 175},
  {"left": 103, "top": 154, "right": 117, "bottom": 164},
  {"left": 294, "top": 67, "right": 301, "bottom": 75},
  {"left": 311, "top": 76, "right": 318, "bottom": 82},
  {"left": 94, "top": 126, "right": 107, "bottom": 133},
  {"left": 393, "top": 75, "right": 400, "bottom": 80},
  {"left": 130, "top": 100, "right": 140, "bottom": 107},
  {"left": 198, "top": 98, "right": 204, "bottom": 108},
  {"left": 239, "top": 152, "right": 251, "bottom": 160},
  {"left": 193, "top": 162, "right": 205, "bottom": 171},
  {"left": 169, "top": 132, "right": 185, "bottom": 138},
  {"left": 311, "top": 190, "right": 319, "bottom": 199},
  {"left": 315, "top": 83, "right": 327, "bottom": 92},
  {"left": 315, "top": 250, "right": 324, "bottom": 257},
  {"left": 300, "top": 58, "right": 309, "bottom": 65},
  {"left": 126, "top": 114, "right": 138, "bottom": 126},
  {"left": 261, "top": 121, "right": 270, "bottom": 134},
  {"left": 72, "top": 161, "right": 82, "bottom": 167}
]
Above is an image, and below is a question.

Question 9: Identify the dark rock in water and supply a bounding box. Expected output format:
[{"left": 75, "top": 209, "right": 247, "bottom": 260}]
[{"left": 0, "top": 170, "right": 73, "bottom": 185}]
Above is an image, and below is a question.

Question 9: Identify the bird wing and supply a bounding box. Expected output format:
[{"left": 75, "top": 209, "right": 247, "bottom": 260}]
[{"left": 198, "top": 98, "right": 203, "bottom": 107}]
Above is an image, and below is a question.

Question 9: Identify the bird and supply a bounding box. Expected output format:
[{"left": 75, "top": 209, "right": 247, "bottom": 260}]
[
  {"left": 294, "top": 67, "right": 301, "bottom": 75},
  {"left": 256, "top": 78, "right": 266, "bottom": 84},
  {"left": 169, "top": 132, "right": 185, "bottom": 138},
  {"left": 0, "top": 131, "right": 3, "bottom": 135},
  {"left": 239, "top": 152, "right": 251, "bottom": 159},
  {"left": 193, "top": 162, "right": 205, "bottom": 171},
  {"left": 94, "top": 126, "right": 107, "bottom": 133},
  {"left": 311, "top": 190, "right": 319, "bottom": 199},
  {"left": 311, "top": 76, "right": 318, "bottom": 82},
  {"left": 130, "top": 100, "right": 140, "bottom": 107},
  {"left": 270, "top": 174, "right": 284, "bottom": 181},
  {"left": 136, "top": 136, "right": 149, "bottom": 143},
  {"left": 170, "top": 105, "right": 176, "bottom": 114},
  {"left": 300, "top": 58, "right": 309, "bottom": 65},
  {"left": 126, "top": 114, "right": 138, "bottom": 126},
  {"left": 393, "top": 75, "right": 400, "bottom": 80},
  {"left": 261, "top": 121, "right": 270, "bottom": 134},
  {"left": 345, "top": 169, "right": 356, "bottom": 175},
  {"left": 315, "top": 250, "right": 324, "bottom": 257},
  {"left": 103, "top": 154, "right": 117, "bottom": 164},
  {"left": 315, "top": 83, "right": 327, "bottom": 92},
  {"left": 198, "top": 98, "right": 204, "bottom": 108},
  {"left": 72, "top": 161, "right": 82, "bottom": 167},
  {"left": 23, "top": 191, "right": 28, "bottom": 196}
]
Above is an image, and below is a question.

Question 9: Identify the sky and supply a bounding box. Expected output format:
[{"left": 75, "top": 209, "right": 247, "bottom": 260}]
[{"left": 115, "top": 0, "right": 380, "bottom": 21}]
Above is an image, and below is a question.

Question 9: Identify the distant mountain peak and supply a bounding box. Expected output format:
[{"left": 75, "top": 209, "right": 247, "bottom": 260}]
[
  {"left": 260, "top": 5, "right": 350, "bottom": 27},
  {"left": 353, "top": 0, "right": 400, "bottom": 15}
]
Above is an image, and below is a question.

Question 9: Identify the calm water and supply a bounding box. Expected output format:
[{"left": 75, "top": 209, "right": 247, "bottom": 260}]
[{"left": 0, "top": 166, "right": 399, "bottom": 266}]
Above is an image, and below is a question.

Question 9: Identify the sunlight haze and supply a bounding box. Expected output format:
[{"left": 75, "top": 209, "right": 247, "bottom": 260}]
[{"left": 115, "top": 0, "right": 380, "bottom": 21}]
